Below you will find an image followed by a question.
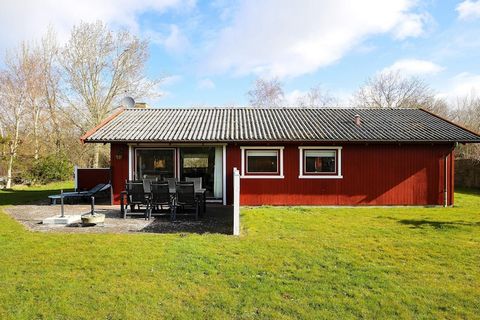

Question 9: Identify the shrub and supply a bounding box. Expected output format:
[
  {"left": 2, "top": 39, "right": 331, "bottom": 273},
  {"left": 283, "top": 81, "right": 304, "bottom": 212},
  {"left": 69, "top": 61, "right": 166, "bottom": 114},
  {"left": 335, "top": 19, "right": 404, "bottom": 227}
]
[{"left": 28, "top": 153, "right": 73, "bottom": 184}]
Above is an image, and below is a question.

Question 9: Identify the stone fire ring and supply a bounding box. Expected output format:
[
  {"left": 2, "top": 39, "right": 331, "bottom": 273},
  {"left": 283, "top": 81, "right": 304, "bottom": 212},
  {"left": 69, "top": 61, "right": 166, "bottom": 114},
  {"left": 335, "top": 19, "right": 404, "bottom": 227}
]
[{"left": 81, "top": 213, "right": 106, "bottom": 225}]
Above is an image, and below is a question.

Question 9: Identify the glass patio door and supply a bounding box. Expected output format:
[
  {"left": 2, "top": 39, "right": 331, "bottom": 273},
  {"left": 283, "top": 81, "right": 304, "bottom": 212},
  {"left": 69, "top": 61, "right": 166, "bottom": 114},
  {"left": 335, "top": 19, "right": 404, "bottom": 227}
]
[
  {"left": 135, "top": 148, "right": 175, "bottom": 181},
  {"left": 179, "top": 147, "right": 223, "bottom": 199}
]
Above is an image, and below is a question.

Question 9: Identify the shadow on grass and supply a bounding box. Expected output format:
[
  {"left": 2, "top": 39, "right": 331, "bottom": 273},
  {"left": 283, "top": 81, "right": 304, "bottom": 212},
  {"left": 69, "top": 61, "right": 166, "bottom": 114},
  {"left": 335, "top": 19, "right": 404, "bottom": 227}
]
[
  {"left": 140, "top": 205, "right": 233, "bottom": 235},
  {"left": 397, "top": 219, "right": 480, "bottom": 230},
  {"left": 0, "top": 188, "right": 111, "bottom": 207},
  {"left": 456, "top": 187, "right": 480, "bottom": 196},
  {"left": 0, "top": 189, "right": 72, "bottom": 206}
]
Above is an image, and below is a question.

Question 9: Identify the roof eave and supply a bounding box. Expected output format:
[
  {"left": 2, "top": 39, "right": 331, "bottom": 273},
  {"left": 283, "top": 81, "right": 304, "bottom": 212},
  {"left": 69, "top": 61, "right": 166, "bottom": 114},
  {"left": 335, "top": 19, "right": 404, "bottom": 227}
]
[
  {"left": 419, "top": 108, "right": 480, "bottom": 139},
  {"left": 82, "top": 139, "right": 479, "bottom": 144},
  {"left": 80, "top": 107, "right": 125, "bottom": 143}
]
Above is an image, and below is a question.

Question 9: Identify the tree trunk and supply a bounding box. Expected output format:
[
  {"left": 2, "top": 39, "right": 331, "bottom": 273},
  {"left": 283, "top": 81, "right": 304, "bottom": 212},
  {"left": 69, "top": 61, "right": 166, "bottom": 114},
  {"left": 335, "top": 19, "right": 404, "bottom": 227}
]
[
  {"left": 6, "top": 118, "right": 21, "bottom": 188},
  {"left": 93, "top": 143, "right": 100, "bottom": 168},
  {"left": 6, "top": 144, "right": 15, "bottom": 189},
  {"left": 33, "top": 106, "right": 41, "bottom": 160},
  {"left": 34, "top": 132, "right": 39, "bottom": 160}
]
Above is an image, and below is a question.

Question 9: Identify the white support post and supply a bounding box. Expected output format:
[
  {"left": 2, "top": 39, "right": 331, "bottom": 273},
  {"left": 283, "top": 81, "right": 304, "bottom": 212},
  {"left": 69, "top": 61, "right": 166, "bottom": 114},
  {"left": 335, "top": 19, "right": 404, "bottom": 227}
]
[
  {"left": 222, "top": 145, "right": 227, "bottom": 205},
  {"left": 233, "top": 167, "right": 240, "bottom": 236},
  {"left": 128, "top": 145, "right": 133, "bottom": 180},
  {"left": 74, "top": 165, "right": 78, "bottom": 191}
]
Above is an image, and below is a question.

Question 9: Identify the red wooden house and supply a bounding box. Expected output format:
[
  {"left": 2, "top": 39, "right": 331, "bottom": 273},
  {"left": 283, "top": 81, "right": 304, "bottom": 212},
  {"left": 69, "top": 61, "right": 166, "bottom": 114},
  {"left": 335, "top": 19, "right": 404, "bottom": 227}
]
[{"left": 81, "top": 107, "right": 480, "bottom": 206}]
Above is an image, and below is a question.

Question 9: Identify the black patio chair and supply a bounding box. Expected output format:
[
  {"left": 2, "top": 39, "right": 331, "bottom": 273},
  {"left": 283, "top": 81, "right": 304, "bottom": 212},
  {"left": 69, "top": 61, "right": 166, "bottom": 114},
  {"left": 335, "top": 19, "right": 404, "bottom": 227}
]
[
  {"left": 165, "top": 177, "right": 177, "bottom": 192},
  {"left": 121, "top": 181, "right": 149, "bottom": 219},
  {"left": 142, "top": 177, "right": 158, "bottom": 194},
  {"left": 147, "top": 182, "right": 173, "bottom": 220},
  {"left": 172, "top": 182, "right": 199, "bottom": 221}
]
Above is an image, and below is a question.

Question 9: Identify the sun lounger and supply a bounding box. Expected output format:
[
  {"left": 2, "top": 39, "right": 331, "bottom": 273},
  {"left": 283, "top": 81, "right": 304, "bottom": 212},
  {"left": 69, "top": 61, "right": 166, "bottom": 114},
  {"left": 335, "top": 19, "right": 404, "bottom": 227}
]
[{"left": 48, "top": 183, "right": 111, "bottom": 204}]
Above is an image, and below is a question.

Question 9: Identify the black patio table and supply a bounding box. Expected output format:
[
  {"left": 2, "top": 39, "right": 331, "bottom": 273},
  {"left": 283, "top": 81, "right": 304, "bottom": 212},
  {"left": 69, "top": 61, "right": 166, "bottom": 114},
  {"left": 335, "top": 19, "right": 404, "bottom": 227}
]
[{"left": 120, "top": 188, "right": 206, "bottom": 217}]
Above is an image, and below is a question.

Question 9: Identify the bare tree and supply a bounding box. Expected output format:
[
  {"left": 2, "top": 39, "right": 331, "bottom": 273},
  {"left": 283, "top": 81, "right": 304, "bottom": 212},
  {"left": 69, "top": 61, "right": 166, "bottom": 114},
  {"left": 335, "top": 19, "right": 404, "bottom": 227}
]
[
  {"left": 422, "top": 96, "right": 450, "bottom": 118},
  {"left": 21, "top": 45, "right": 45, "bottom": 160},
  {"left": 61, "top": 21, "right": 159, "bottom": 167},
  {"left": 297, "top": 85, "right": 337, "bottom": 108},
  {"left": 0, "top": 46, "right": 30, "bottom": 188},
  {"left": 248, "top": 77, "right": 284, "bottom": 108},
  {"left": 38, "top": 28, "right": 63, "bottom": 153},
  {"left": 451, "top": 94, "right": 480, "bottom": 160},
  {"left": 354, "top": 70, "right": 435, "bottom": 109}
]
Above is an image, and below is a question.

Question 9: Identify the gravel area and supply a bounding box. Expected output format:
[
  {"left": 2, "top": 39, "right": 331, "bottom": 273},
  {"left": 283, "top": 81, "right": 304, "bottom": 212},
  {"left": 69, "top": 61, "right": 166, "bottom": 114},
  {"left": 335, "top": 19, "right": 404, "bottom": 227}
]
[{"left": 4, "top": 204, "right": 233, "bottom": 234}]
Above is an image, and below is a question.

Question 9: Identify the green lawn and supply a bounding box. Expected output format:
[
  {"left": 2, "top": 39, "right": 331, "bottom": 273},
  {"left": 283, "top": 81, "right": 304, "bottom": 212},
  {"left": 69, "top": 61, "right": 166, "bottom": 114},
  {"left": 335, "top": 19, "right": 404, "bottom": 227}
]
[{"left": 0, "top": 183, "right": 479, "bottom": 319}]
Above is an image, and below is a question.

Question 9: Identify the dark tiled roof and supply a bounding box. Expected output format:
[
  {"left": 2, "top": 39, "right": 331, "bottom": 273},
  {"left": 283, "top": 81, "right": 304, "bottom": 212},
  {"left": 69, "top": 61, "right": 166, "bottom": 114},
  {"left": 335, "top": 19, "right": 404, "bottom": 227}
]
[{"left": 83, "top": 108, "right": 480, "bottom": 143}]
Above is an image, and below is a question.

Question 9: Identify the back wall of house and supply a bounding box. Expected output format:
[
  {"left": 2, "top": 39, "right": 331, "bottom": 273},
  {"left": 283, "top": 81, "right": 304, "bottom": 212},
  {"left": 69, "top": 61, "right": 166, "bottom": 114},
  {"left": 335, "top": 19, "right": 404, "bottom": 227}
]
[{"left": 226, "top": 143, "right": 454, "bottom": 206}]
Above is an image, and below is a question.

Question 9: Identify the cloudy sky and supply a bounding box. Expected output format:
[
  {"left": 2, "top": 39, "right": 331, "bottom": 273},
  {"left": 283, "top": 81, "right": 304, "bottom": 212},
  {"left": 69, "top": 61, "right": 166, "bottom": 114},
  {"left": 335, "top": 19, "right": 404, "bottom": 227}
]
[{"left": 1, "top": 0, "right": 480, "bottom": 106}]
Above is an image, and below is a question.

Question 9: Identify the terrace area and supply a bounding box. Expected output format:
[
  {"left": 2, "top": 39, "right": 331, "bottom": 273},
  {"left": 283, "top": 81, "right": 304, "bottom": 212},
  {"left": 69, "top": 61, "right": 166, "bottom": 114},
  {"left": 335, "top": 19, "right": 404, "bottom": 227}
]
[{"left": 5, "top": 203, "right": 233, "bottom": 234}]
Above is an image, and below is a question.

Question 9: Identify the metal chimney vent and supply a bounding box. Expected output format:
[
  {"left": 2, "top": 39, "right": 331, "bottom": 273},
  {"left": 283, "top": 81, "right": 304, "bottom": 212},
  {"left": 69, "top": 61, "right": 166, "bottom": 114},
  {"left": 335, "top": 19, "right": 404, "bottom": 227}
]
[{"left": 354, "top": 114, "right": 361, "bottom": 126}]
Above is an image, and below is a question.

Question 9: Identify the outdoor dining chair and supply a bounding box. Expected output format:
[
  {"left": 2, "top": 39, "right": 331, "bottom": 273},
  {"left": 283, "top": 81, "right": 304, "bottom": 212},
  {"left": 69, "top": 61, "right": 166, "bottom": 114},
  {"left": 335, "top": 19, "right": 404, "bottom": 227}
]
[
  {"left": 142, "top": 177, "right": 158, "bottom": 194},
  {"left": 165, "top": 177, "right": 177, "bottom": 193},
  {"left": 121, "top": 181, "right": 149, "bottom": 219},
  {"left": 172, "top": 182, "right": 199, "bottom": 221},
  {"left": 185, "top": 177, "right": 206, "bottom": 214},
  {"left": 147, "top": 182, "right": 173, "bottom": 220},
  {"left": 185, "top": 177, "right": 202, "bottom": 191}
]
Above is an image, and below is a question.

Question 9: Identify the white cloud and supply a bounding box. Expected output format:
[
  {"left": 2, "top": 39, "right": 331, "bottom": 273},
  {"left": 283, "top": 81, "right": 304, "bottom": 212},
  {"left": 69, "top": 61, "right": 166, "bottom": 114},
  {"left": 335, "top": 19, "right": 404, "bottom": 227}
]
[
  {"left": 0, "top": 0, "right": 190, "bottom": 51},
  {"left": 456, "top": 1, "right": 480, "bottom": 20},
  {"left": 205, "top": 0, "right": 431, "bottom": 78},
  {"left": 441, "top": 72, "right": 480, "bottom": 99},
  {"left": 382, "top": 59, "right": 444, "bottom": 76},
  {"left": 284, "top": 89, "right": 306, "bottom": 105},
  {"left": 393, "top": 12, "right": 432, "bottom": 39},
  {"left": 197, "top": 78, "right": 215, "bottom": 89},
  {"left": 162, "top": 74, "right": 182, "bottom": 86},
  {"left": 146, "top": 25, "right": 190, "bottom": 53}
]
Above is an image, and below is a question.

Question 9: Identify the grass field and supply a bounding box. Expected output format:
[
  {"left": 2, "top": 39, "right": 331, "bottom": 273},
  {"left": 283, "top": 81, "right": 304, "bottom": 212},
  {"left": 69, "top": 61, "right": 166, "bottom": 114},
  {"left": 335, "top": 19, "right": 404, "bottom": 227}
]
[{"left": 0, "top": 182, "right": 479, "bottom": 319}]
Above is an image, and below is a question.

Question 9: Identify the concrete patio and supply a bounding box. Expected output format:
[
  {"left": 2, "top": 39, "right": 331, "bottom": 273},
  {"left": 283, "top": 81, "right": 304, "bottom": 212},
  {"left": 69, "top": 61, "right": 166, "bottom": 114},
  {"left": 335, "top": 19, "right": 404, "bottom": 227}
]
[{"left": 5, "top": 204, "right": 233, "bottom": 235}]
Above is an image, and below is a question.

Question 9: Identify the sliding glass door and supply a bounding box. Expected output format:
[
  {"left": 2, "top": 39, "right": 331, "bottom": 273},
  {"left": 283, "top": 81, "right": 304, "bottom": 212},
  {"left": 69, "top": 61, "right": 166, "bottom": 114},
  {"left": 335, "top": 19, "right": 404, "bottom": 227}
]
[{"left": 179, "top": 147, "right": 223, "bottom": 199}]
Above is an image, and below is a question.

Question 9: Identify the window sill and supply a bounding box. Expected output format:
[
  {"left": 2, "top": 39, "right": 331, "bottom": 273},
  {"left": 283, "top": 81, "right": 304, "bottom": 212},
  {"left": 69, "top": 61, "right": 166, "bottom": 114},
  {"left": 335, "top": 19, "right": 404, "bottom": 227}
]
[
  {"left": 241, "top": 175, "right": 285, "bottom": 179},
  {"left": 298, "top": 175, "right": 343, "bottom": 179}
]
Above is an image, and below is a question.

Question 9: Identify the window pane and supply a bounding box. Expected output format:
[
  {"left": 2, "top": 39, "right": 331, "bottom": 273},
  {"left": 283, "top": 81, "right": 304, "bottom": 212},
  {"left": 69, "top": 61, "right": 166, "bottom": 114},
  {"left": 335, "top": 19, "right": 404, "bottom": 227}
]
[
  {"left": 180, "top": 147, "right": 216, "bottom": 198},
  {"left": 305, "top": 150, "right": 336, "bottom": 173},
  {"left": 183, "top": 154, "right": 209, "bottom": 168},
  {"left": 136, "top": 149, "right": 174, "bottom": 179},
  {"left": 246, "top": 150, "right": 278, "bottom": 173}
]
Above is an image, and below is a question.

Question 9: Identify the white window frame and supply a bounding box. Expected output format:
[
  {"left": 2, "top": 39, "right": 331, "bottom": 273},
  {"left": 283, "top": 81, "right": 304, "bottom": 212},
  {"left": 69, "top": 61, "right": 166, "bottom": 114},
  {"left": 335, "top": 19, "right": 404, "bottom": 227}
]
[
  {"left": 298, "top": 146, "right": 343, "bottom": 179},
  {"left": 240, "top": 146, "right": 284, "bottom": 179}
]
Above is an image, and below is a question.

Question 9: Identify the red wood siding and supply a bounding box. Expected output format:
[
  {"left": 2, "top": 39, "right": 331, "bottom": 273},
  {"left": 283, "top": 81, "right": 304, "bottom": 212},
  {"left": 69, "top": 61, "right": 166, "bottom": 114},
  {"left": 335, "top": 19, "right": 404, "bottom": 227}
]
[
  {"left": 227, "top": 143, "right": 455, "bottom": 206},
  {"left": 109, "top": 142, "right": 455, "bottom": 206},
  {"left": 76, "top": 168, "right": 110, "bottom": 191},
  {"left": 111, "top": 143, "right": 129, "bottom": 205}
]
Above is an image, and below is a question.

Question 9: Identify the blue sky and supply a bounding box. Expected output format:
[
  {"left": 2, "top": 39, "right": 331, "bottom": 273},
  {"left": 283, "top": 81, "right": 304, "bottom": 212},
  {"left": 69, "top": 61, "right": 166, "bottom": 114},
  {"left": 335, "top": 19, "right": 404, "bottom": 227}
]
[{"left": 1, "top": 0, "right": 480, "bottom": 106}]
